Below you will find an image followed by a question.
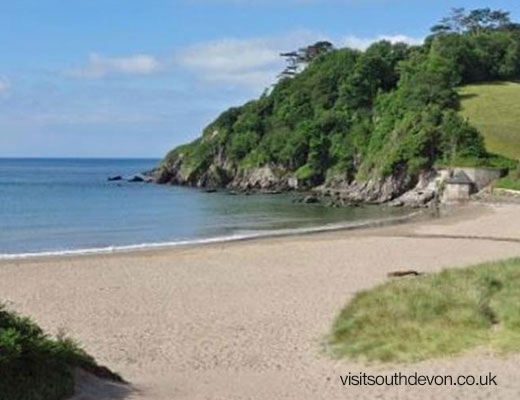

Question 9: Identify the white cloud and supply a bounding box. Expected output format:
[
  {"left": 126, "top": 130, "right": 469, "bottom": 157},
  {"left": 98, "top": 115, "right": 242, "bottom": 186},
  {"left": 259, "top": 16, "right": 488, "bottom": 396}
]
[
  {"left": 0, "top": 77, "right": 10, "bottom": 93},
  {"left": 64, "top": 32, "right": 422, "bottom": 89},
  {"left": 176, "top": 31, "right": 327, "bottom": 90},
  {"left": 177, "top": 32, "right": 422, "bottom": 90},
  {"left": 342, "top": 34, "right": 423, "bottom": 50},
  {"left": 68, "top": 53, "right": 161, "bottom": 78}
]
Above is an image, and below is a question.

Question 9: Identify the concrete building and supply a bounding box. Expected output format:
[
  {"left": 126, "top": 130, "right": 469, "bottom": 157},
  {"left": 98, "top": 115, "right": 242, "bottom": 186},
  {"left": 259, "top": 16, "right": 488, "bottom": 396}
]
[
  {"left": 456, "top": 167, "right": 505, "bottom": 191},
  {"left": 443, "top": 170, "right": 474, "bottom": 202}
]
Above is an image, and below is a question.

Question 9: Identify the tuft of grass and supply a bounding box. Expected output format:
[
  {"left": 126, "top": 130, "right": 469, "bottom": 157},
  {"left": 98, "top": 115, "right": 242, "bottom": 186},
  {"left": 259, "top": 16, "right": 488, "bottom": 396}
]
[
  {"left": 495, "top": 164, "right": 520, "bottom": 191},
  {"left": 458, "top": 82, "right": 520, "bottom": 160},
  {"left": 329, "top": 258, "right": 520, "bottom": 363},
  {"left": 496, "top": 176, "right": 520, "bottom": 191},
  {"left": 0, "top": 304, "right": 122, "bottom": 400}
]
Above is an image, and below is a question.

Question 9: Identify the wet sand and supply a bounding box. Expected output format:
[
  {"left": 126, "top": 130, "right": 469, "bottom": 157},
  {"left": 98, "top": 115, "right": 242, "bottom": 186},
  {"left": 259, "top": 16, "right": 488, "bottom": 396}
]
[{"left": 2, "top": 203, "right": 520, "bottom": 399}]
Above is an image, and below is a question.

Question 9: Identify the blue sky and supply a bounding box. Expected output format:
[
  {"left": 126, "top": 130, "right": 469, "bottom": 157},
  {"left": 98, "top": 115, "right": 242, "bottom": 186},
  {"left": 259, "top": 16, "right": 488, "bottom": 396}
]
[{"left": 1, "top": 0, "right": 520, "bottom": 158}]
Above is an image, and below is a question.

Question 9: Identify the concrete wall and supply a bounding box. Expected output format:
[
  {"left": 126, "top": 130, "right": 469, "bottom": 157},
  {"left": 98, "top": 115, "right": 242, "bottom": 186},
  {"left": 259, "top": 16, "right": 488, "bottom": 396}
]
[
  {"left": 456, "top": 167, "right": 506, "bottom": 191},
  {"left": 443, "top": 183, "right": 471, "bottom": 202}
]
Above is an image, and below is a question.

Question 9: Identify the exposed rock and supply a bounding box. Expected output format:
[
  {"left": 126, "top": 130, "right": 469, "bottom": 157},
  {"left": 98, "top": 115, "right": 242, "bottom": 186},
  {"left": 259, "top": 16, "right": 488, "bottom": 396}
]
[
  {"left": 316, "top": 170, "right": 414, "bottom": 204},
  {"left": 197, "top": 165, "right": 232, "bottom": 188},
  {"left": 389, "top": 170, "right": 442, "bottom": 208},
  {"left": 128, "top": 174, "right": 153, "bottom": 183},
  {"left": 154, "top": 152, "right": 440, "bottom": 206},
  {"left": 152, "top": 154, "right": 202, "bottom": 185},
  {"left": 390, "top": 189, "right": 436, "bottom": 208},
  {"left": 107, "top": 175, "right": 122, "bottom": 182},
  {"left": 323, "top": 195, "right": 362, "bottom": 208},
  {"left": 229, "top": 166, "right": 289, "bottom": 191},
  {"left": 153, "top": 147, "right": 494, "bottom": 207},
  {"left": 302, "top": 195, "right": 320, "bottom": 204}
]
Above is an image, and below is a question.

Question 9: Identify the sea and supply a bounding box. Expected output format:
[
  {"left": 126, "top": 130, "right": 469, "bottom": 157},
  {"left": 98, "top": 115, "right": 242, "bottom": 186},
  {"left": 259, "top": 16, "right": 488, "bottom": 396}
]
[{"left": 0, "top": 158, "right": 413, "bottom": 259}]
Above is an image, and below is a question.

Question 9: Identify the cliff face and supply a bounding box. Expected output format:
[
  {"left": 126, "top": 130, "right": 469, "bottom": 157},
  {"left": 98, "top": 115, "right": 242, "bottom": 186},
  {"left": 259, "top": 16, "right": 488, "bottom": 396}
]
[
  {"left": 154, "top": 152, "right": 295, "bottom": 191},
  {"left": 153, "top": 146, "right": 420, "bottom": 204}
]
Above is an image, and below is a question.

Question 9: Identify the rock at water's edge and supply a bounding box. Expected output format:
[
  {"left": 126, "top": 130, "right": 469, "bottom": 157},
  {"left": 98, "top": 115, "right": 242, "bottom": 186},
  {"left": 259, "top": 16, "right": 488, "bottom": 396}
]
[
  {"left": 128, "top": 175, "right": 153, "bottom": 183},
  {"left": 302, "top": 195, "right": 320, "bottom": 204}
]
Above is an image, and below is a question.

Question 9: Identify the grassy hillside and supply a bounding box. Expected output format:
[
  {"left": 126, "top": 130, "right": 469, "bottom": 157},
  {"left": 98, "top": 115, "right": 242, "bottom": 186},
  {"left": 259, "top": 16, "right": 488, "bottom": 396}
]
[{"left": 459, "top": 82, "right": 520, "bottom": 160}]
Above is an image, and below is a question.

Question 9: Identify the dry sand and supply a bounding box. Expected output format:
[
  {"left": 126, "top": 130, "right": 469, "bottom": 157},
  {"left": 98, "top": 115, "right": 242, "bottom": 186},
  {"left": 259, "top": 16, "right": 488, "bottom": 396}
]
[{"left": 2, "top": 203, "right": 520, "bottom": 399}]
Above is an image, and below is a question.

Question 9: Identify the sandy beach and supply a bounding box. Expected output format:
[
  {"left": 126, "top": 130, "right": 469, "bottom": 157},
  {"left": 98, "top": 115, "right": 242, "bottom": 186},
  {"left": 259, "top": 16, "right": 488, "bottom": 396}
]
[{"left": 2, "top": 203, "right": 520, "bottom": 399}]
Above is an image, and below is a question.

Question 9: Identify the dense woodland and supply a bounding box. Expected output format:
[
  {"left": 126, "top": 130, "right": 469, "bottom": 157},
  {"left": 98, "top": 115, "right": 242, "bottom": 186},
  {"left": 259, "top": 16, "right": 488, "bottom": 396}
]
[{"left": 161, "top": 8, "right": 519, "bottom": 187}]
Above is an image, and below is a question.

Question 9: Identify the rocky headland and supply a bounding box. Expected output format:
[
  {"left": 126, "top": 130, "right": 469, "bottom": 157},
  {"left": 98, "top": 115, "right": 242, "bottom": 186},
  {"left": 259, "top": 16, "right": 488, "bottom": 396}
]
[{"left": 149, "top": 29, "right": 517, "bottom": 207}]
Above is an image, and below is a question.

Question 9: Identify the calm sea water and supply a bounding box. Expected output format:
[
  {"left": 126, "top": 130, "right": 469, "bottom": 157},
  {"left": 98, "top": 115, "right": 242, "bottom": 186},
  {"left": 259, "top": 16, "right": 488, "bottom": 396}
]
[{"left": 0, "top": 158, "right": 411, "bottom": 257}]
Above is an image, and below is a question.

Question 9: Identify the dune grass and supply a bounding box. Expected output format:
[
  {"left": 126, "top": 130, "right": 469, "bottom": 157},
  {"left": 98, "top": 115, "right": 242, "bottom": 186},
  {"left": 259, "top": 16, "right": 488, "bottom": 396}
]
[
  {"left": 0, "top": 304, "right": 121, "bottom": 400},
  {"left": 459, "top": 81, "right": 520, "bottom": 160},
  {"left": 329, "top": 258, "right": 520, "bottom": 363}
]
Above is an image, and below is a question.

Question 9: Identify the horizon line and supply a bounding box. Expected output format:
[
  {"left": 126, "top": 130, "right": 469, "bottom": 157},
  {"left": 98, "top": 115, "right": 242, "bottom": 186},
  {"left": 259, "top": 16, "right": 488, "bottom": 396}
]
[{"left": 0, "top": 156, "right": 162, "bottom": 159}]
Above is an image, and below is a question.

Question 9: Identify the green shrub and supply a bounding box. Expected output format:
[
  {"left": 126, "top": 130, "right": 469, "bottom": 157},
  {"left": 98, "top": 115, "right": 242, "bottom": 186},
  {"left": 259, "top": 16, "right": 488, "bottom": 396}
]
[
  {"left": 295, "top": 164, "right": 316, "bottom": 181},
  {"left": 0, "top": 305, "right": 115, "bottom": 400}
]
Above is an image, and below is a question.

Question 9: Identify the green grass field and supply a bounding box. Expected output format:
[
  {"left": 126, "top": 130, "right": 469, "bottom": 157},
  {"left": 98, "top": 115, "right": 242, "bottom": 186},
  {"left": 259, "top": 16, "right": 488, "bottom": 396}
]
[
  {"left": 329, "top": 258, "right": 520, "bottom": 363},
  {"left": 459, "top": 81, "right": 520, "bottom": 160}
]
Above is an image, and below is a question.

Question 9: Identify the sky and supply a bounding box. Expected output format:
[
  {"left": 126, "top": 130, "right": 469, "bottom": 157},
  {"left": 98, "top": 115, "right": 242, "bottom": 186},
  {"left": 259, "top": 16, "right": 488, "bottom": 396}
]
[{"left": 1, "top": 0, "right": 520, "bottom": 158}]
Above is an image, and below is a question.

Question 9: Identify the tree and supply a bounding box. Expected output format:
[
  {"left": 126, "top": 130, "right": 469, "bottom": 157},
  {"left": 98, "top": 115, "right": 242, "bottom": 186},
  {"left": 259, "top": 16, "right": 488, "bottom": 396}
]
[
  {"left": 464, "top": 8, "right": 511, "bottom": 34},
  {"left": 278, "top": 51, "right": 301, "bottom": 79},
  {"left": 431, "top": 7, "right": 466, "bottom": 35},
  {"left": 278, "top": 41, "right": 334, "bottom": 79},
  {"left": 302, "top": 41, "right": 334, "bottom": 62},
  {"left": 431, "top": 7, "right": 511, "bottom": 35},
  {"left": 307, "top": 134, "right": 330, "bottom": 180}
]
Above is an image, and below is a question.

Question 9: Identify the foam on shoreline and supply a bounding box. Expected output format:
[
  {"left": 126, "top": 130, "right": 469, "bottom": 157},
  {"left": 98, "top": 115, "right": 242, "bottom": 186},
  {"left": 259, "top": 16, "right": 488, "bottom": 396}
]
[{"left": 0, "top": 212, "right": 422, "bottom": 261}]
